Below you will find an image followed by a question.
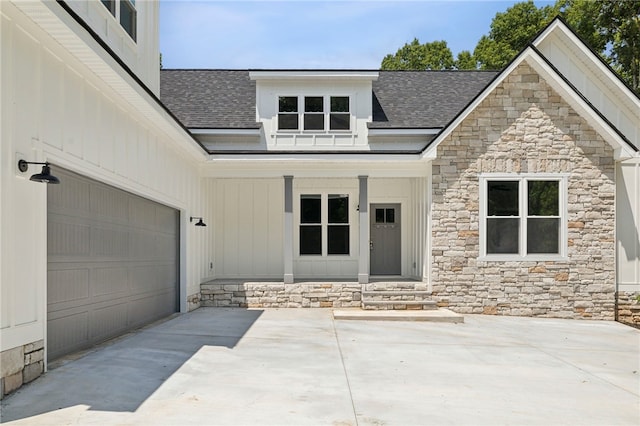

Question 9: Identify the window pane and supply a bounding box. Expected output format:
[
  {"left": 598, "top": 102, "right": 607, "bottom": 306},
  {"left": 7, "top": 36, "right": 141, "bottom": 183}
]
[
  {"left": 328, "top": 195, "right": 348, "bottom": 223},
  {"left": 527, "top": 218, "right": 559, "bottom": 253},
  {"left": 385, "top": 208, "right": 395, "bottom": 224},
  {"left": 331, "top": 96, "right": 349, "bottom": 112},
  {"left": 301, "top": 195, "right": 321, "bottom": 223},
  {"left": 487, "top": 218, "right": 519, "bottom": 254},
  {"left": 375, "top": 208, "right": 385, "bottom": 223},
  {"left": 305, "top": 97, "right": 323, "bottom": 112},
  {"left": 120, "top": 0, "right": 136, "bottom": 41},
  {"left": 278, "top": 114, "right": 298, "bottom": 130},
  {"left": 488, "top": 181, "right": 519, "bottom": 216},
  {"left": 330, "top": 113, "right": 350, "bottom": 130},
  {"left": 328, "top": 225, "right": 349, "bottom": 255},
  {"left": 304, "top": 114, "right": 324, "bottom": 130},
  {"left": 101, "top": 0, "right": 115, "bottom": 15},
  {"left": 300, "top": 226, "right": 322, "bottom": 255},
  {"left": 528, "top": 181, "right": 559, "bottom": 216},
  {"left": 279, "top": 96, "right": 298, "bottom": 112}
]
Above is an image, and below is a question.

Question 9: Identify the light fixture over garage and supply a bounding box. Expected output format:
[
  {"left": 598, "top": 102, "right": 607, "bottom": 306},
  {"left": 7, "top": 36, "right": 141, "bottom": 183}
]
[
  {"left": 190, "top": 216, "right": 207, "bottom": 227},
  {"left": 17, "top": 160, "right": 60, "bottom": 184}
]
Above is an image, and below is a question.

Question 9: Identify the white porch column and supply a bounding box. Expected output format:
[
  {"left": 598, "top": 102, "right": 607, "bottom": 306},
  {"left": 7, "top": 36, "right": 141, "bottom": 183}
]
[
  {"left": 422, "top": 165, "right": 432, "bottom": 292},
  {"left": 358, "top": 175, "right": 369, "bottom": 284},
  {"left": 283, "top": 175, "right": 294, "bottom": 284}
]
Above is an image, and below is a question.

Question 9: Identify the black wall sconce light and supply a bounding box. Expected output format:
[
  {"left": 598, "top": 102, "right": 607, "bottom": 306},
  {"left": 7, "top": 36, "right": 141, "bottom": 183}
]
[
  {"left": 190, "top": 216, "right": 207, "bottom": 227},
  {"left": 18, "top": 160, "right": 60, "bottom": 184}
]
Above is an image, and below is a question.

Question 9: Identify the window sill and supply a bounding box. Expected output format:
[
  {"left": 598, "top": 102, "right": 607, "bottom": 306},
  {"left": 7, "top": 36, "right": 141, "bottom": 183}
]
[{"left": 478, "top": 255, "right": 568, "bottom": 262}]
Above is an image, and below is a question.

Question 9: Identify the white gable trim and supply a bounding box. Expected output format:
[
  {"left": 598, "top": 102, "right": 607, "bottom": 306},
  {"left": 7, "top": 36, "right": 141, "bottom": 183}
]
[
  {"left": 422, "top": 47, "right": 637, "bottom": 161},
  {"left": 533, "top": 19, "right": 640, "bottom": 113}
]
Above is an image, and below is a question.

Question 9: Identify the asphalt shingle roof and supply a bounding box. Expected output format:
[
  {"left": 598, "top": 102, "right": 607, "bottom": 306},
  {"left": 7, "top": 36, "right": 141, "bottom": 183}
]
[
  {"left": 371, "top": 70, "right": 498, "bottom": 128},
  {"left": 159, "top": 69, "right": 498, "bottom": 130},
  {"left": 160, "top": 70, "right": 258, "bottom": 129}
]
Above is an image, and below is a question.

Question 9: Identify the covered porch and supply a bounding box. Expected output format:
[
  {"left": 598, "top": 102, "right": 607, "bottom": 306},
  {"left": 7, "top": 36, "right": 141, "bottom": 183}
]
[{"left": 204, "top": 162, "right": 433, "bottom": 284}]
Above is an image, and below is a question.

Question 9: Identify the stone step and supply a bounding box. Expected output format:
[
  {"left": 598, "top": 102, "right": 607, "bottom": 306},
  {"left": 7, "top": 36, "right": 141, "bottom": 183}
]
[{"left": 333, "top": 308, "right": 463, "bottom": 323}]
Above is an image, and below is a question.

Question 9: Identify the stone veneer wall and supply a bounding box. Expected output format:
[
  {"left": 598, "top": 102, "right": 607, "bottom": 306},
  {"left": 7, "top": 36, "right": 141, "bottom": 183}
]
[
  {"left": 201, "top": 281, "right": 362, "bottom": 308},
  {"left": 616, "top": 292, "right": 640, "bottom": 328},
  {"left": 0, "top": 340, "right": 44, "bottom": 399},
  {"left": 431, "top": 62, "right": 616, "bottom": 320}
]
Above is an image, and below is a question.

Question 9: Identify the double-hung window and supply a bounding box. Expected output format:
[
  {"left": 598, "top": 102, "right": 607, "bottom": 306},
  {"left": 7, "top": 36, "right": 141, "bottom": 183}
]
[
  {"left": 299, "top": 194, "right": 350, "bottom": 256},
  {"left": 100, "top": 0, "right": 137, "bottom": 41},
  {"left": 278, "top": 96, "right": 350, "bottom": 131},
  {"left": 479, "top": 174, "right": 567, "bottom": 260}
]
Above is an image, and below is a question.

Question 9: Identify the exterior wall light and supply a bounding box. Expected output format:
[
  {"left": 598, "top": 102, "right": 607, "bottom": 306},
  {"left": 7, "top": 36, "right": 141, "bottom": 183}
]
[
  {"left": 18, "top": 160, "right": 60, "bottom": 184},
  {"left": 190, "top": 216, "right": 207, "bottom": 227}
]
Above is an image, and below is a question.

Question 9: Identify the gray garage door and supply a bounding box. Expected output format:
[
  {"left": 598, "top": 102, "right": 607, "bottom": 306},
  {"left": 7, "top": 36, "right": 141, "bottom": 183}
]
[{"left": 47, "top": 168, "right": 179, "bottom": 361}]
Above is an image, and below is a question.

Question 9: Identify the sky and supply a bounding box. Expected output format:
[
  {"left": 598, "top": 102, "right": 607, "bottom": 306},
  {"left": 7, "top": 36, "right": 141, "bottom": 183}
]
[{"left": 159, "top": 0, "right": 555, "bottom": 70}]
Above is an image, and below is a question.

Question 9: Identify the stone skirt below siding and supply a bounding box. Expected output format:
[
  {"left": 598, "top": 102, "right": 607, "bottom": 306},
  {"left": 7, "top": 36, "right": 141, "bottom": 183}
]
[
  {"left": 200, "top": 280, "right": 363, "bottom": 308},
  {"left": 616, "top": 292, "right": 640, "bottom": 328}
]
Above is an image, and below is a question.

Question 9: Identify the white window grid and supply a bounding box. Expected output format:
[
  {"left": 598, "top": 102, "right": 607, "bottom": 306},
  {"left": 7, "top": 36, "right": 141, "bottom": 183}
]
[
  {"left": 276, "top": 95, "right": 351, "bottom": 133},
  {"left": 478, "top": 173, "right": 569, "bottom": 261}
]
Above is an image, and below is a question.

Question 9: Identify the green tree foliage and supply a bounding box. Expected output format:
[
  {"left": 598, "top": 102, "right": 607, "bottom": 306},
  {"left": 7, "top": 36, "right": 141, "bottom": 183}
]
[
  {"left": 560, "top": 0, "right": 640, "bottom": 94},
  {"left": 473, "top": 0, "right": 559, "bottom": 70},
  {"left": 380, "top": 0, "right": 640, "bottom": 93},
  {"left": 455, "top": 50, "right": 477, "bottom": 70},
  {"left": 381, "top": 39, "right": 455, "bottom": 70}
]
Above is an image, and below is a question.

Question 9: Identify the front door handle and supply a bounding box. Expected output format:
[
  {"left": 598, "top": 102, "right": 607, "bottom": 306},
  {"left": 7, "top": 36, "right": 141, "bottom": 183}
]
[{"left": 370, "top": 240, "right": 373, "bottom": 250}]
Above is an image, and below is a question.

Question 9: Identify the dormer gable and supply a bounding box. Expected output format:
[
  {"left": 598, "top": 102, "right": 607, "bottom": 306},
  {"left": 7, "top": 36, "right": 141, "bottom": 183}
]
[{"left": 249, "top": 70, "right": 378, "bottom": 150}]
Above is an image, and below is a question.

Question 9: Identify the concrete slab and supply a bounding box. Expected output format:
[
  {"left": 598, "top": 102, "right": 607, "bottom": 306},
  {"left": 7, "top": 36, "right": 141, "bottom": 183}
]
[
  {"left": 333, "top": 308, "right": 464, "bottom": 322},
  {"left": 1, "top": 308, "right": 638, "bottom": 425}
]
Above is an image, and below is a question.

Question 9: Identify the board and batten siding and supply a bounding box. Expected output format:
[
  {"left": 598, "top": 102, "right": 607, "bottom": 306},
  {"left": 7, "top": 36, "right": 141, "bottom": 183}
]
[
  {"left": 212, "top": 179, "right": 284, "bottom": 278},
  {"left": 1, "top": 2, "right": 209, "bottom": 353},
  {"left": 617, "top": 158, "right": 640, "bottom": 290}
]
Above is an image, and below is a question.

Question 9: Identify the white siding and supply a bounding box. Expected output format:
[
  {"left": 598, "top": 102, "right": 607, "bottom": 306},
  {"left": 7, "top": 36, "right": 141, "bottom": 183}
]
[
  {"left": 212, "top": 179, "right": 284, "bottom": 278},
  {"left": 617, "top": 159, "right": 640, "bottom": 291},
  {"left": 1, "top": 2, "right": 207, "bottom": 352},
  {"left": 63, "top": 0, "right": 161, "bottom": 94}
]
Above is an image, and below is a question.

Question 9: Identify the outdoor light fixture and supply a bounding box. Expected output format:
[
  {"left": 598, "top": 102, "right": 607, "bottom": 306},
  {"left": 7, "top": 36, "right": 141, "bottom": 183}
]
[
  {"left": 17, "top": 160, "right": 60, "bottom": 184},
  {"left": 190, "top": 216, "right": 207, "bottom": 227}
]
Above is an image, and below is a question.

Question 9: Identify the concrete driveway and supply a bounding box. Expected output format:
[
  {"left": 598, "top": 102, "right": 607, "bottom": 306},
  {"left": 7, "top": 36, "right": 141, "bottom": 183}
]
[{"left": 1, "top": 308, "right": 638, "bottom": 425}]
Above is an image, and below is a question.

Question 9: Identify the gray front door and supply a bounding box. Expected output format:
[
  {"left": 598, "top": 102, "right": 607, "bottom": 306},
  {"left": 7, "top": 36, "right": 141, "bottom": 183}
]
[{"left": 370, "top": 204, "right": 401, "bottom": 275}]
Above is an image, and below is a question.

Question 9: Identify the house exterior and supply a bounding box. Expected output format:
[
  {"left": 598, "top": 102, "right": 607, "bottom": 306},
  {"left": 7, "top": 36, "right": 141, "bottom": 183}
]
[{"left": 1, "top": 0, "right": 638, "bottom": 398}]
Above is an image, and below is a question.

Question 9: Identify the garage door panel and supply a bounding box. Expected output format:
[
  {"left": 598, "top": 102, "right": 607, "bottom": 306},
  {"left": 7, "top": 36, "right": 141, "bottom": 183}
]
[
  {"left": 48, "top": 168, "right": 178, "bottom": 362},
  {"left": 156, "top": 206, "right": 178, "bottom": 231},
  {"left": 48, "top": 312, "right": 89, "bottom": 360},
  {"left": 48, "top": 221, "right": 90, "bottom": 257},
  {"left": 90, "top": 303, "right": 129, "bottom": 341},
  {"left": 48, "top": 177, "right": 90, "bottom": 213},
  {"left": 92, "top": 267, "right": 129, "bottom": 296},
  {"left": 90, "top": 184, "right": 129, "bottom": 223},
  {"left": 93, "top": 227, "right": 129, "bottom": 257},
  {"left": 47, "top": 268, "right": 89, "bottom": 304}
]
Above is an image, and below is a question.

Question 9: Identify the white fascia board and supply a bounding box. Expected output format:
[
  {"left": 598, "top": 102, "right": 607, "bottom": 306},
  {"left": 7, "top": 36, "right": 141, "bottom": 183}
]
[
  {"left": 249, "top": 70, "right": 379, "bottom": 81},
  {"left": 190, "top": 128, "right": 262, "bottom": 136},
  {"left": 20, "top": 1, "right": 207, "bottom": 162},
  {"left": 368, "top": 128, "right": 441, "bottom": 137},
  {"left": 533, "top": 20, "right": 640, "bottom": 113},
  {"left": 206, "top": 153, "right": 423, "bottom": 162}
]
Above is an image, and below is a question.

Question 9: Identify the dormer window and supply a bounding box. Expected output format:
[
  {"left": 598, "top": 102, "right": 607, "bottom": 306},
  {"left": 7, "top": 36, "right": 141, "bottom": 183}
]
[{"left": 278, "top": 96, "right": 351, "bottom": 131}]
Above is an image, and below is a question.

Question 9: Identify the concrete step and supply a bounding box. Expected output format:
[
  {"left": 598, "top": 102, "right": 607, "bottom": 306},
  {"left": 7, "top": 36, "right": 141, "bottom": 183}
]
[
  {"left": 362, "top": 300, "right": 438, "bottom": 310},
  {"left": 333, "top": 308, "right": 463, "bottom": 323}
]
